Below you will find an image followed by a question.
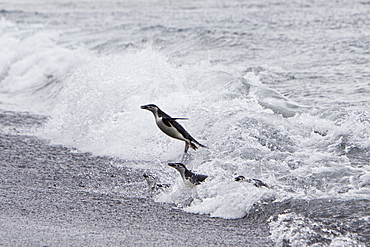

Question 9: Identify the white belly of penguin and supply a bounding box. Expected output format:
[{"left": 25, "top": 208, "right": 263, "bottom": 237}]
[
  {"left": 183, "top": 178, "right": 196, "bottom": 187},
  {"left": 156, "top": 119, "right": 187, "bottom": 141}
]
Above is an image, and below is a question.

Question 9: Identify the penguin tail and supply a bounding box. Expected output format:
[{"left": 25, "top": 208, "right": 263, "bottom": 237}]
[
  {"left": 197, "top": 142, "right": 208, "bottom": 149},
  {"left": 193, "top": 140, "right": 208, "bottom": 149}
]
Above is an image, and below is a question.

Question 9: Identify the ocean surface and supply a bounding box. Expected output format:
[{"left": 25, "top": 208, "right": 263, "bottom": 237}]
[{"left": 1, "top": 0, "right": 369, "bottom": 245}]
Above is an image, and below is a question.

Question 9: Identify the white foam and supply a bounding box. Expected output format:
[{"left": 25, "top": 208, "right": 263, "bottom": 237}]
[
  {"left": 0, "top": 18, "right": 85, "bottom": 111},
  {"left": 34, "top": 46, "right": 370, "bottom": 219},
  {"left": 155, "top": 159, "right": 275, "bottom": 219},
  {"left": 268, "top": 212, "right": 366, "bottom": 247},
  {"left": 3, "top": 19, "right": 369, "bottom": 220},
  {"left": 40, "top": 48, "right": 201, "bottom": 161}
]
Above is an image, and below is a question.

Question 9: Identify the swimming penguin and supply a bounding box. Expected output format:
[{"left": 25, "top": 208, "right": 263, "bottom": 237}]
[
  {"left": 141, "top": 104, "right": 207, "bottom": 153},
  {"left": 143, "top": 173, "right": 170, "bottom": 192},
  {"left": 168, "top": 163, "right": 208, "bottom": 186},
  {"left": 234, "top": 175, "right": 269, "bottom": 188}
]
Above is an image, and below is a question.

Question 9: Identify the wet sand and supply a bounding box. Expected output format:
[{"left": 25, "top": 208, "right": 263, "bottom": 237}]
[{"left": 0, "top": 110, "right": 272, "bottom": 246}]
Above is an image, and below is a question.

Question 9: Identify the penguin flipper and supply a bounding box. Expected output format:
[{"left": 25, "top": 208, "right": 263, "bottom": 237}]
[
  {"left": 162, "top": 118, "right": 188, "bottom": 128},
  {"left": 162, "top": 117, "right": 188, "bottom": 121},
  {"left": 168, "top": 117, "right": 188, "bottom": 121}
]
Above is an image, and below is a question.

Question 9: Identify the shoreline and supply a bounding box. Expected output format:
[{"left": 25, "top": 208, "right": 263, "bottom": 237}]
[{"left": 0, "top": 110, "right": 272, "bottom": 246}]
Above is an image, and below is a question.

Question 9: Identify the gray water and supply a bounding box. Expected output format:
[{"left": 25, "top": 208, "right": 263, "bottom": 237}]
[{"left": 0, "top": 0, "right": 369, "bottom": 246}]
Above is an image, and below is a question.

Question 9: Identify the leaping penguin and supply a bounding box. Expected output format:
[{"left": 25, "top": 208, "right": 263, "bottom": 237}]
[
  {"left": 141, "top": 104, "right": 207, "bottom": 153},
  {"left": 168, "top": 163, "right": 208, "bottom": 186}
]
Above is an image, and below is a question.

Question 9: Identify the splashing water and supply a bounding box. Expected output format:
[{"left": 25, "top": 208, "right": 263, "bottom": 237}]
[{"left": 0, "top": 2, "right": 369, "bottom": 244}]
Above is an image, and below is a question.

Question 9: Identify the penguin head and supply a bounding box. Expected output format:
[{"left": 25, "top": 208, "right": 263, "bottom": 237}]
[
  {"left": 143, "top": 173, "right": 154, "bottom": 179},
  {"left": 143, "top": 173, "right": 157, "bottom": 182},
  {"left": 168, "top": 163, "right": 187, "bottom": 176},
  {"left": 234, "top": 175, "right": 246, "bottom": 182},
  {"left": 141, "top": 104, "right": 159, "bottom": 113}
]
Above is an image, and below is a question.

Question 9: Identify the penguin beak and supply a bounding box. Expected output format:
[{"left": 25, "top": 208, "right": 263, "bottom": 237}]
[
  {"left": 140, "top": 105, "right": 148, "bottom": 109},
  {"left": 168, "top": 163, "right": 176, "bottom": 167}
]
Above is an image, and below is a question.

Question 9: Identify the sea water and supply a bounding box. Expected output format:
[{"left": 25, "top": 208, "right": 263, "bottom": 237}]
[{"left": 1, "top": 0, "right": 369, "bottom": 245}]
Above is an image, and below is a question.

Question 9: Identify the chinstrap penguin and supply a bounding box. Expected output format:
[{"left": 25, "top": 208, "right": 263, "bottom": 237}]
[
  {"left": 168, "top": 163, "right": 208, "bottom": 186},
  {"left": 141, "top": 104, "right": 207, "bottom": 153},
  {"left": 143, "top": 173, "right": 170, "bottom": 192},
  {"left": 234, "top": 175, "right": 269, "bottom": 188}
]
